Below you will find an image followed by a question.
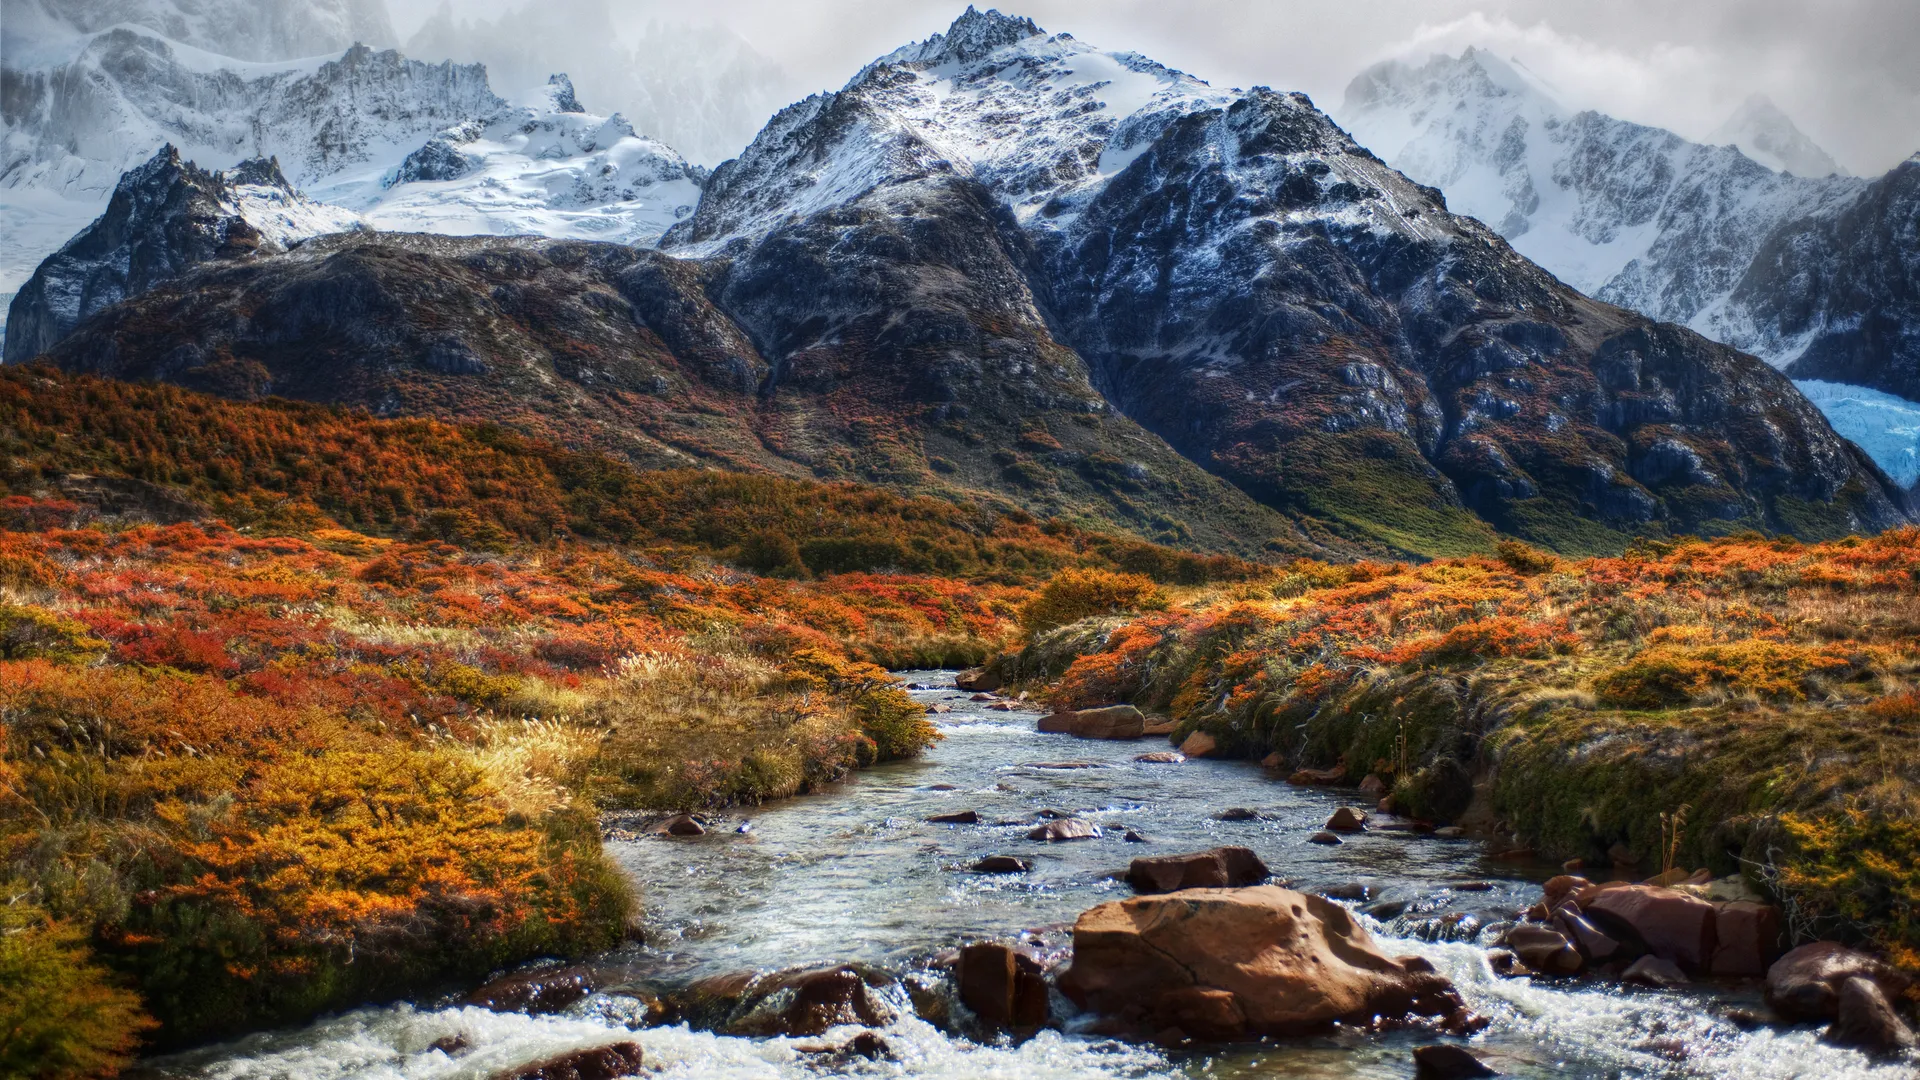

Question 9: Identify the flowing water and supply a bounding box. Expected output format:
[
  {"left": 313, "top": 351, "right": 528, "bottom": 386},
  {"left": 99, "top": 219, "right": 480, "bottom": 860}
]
[{"left": 145, "top": 674, "right": 1912, "bottom": 1079}]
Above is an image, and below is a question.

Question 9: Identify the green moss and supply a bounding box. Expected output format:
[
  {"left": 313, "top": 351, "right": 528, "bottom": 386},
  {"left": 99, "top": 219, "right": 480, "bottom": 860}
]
[{"left": 1261, "top": 431, "right": 1500, "bottom": 559}]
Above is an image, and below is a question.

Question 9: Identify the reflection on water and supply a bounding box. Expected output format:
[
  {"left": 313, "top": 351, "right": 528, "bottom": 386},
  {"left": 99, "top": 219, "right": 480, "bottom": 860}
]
[{"left": 146, "top": 673, "right": 1912, "bottom": 1079}]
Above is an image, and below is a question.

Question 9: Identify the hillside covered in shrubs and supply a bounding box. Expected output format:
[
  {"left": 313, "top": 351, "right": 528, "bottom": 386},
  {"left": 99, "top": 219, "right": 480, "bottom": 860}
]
[
  {"left": 1007, "top": 532, "right": 1920, "bottom": 970},
  {"left": 0, "top": 369, "right": 1264, "bottom": 1071}
]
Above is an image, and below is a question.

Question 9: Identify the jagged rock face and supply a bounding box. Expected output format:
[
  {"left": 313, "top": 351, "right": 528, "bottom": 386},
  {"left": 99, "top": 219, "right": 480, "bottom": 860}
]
[
  {"left": 28, "top": 230, "right": 1317, "bottom": 557},
  {"left": 1773, "top": 159, "right": 1920, "bottom": 402},
  {"left": 3, "top": 146, "right": 360, "bottom": 363},
  {"left": 669, "top": 9, "right": 1910, "bottom": 550}
]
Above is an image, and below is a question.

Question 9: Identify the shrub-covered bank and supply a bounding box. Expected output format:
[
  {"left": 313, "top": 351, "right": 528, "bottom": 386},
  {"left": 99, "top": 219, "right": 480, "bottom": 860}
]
[
  {"left": 1010, "top": 533, "right": 1920, "bottom": 969},
  {"left": 0, "top": 514, "right": 1007, "bottom": 1060}
]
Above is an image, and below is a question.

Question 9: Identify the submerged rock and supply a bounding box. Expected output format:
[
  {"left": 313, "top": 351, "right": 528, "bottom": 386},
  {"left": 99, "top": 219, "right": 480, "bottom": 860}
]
[
  {"left": 1028, "top": 818, "right": 1101, "bottom": 841},
  {"left": 1057, "top": 885, "right": 1476, "bottom": 1039},
  {"left": 972, "top": 855, "right": 1030, "bottom": 873},
  {"left": 1412, "top": 1043, "right": 1500, "bottom": 1077},
  {"left": 928, "top": 810, "right": 981, "bottom": 824},
  {"left": 491, "top": 1042, "right": 643, "bottom": 1080}
]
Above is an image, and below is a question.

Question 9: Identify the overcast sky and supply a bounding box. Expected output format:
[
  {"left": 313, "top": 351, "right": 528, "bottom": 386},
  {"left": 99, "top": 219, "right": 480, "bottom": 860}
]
[{"left": 388, "top": 0, "right": 1920, "bottom": 175}]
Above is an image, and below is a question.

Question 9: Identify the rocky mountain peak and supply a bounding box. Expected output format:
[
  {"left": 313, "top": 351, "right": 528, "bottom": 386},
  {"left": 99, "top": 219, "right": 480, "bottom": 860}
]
[
  {"left": 546, "top": 73, "right": 585, "bottom": 114},
  {"left": 918, "top": 6, "right": 1044, "bottom": 65},
  {"left": 4, "top": 144, "right": 360, "bottom": 364}
]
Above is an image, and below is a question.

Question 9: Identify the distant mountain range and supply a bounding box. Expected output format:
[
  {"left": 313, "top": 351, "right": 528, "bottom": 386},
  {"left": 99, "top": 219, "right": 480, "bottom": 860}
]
[
  {"left": 9, "top": 8, "right": 1909, "bottom": 558},
  {"left": 1338, "top": 48, "right": 1920, "bottom": 484}
]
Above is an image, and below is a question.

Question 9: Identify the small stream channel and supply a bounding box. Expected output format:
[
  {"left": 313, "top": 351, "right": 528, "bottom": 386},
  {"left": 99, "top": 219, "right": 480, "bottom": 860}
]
[{"left": 145, "top": 673, "right": 1912, "bottom": 1079}]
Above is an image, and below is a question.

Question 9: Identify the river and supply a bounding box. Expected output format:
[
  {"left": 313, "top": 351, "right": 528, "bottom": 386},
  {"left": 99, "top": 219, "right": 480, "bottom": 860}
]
[{"left": 142, "top": 673, "right": 1911, "bottom": 1079}]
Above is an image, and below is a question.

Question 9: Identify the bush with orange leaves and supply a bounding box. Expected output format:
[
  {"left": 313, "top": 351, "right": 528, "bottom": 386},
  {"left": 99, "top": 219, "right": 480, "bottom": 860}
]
[
  {"left": 1014, "top": 529, "right": 1920, "bottom": 970},
  {"left": 0, "top": 513, "right": 1024, "bottom": 1062}
]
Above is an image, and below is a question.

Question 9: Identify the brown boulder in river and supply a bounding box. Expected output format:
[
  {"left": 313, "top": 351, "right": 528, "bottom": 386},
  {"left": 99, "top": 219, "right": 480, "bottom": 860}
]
[
  {"left": 1040, "top": 705, "right": 1147, "bottom": 739},
  {"left": 1057, "top": 885, "right": 1475, "bottom": 1039},
  {"left": 955, "top": 668, "right": 1002, "bottom": 692},
  {"left": 696, "top": 965, "right": 897, "bottom": 1037},
  {"left": 1766, "top": 941, "right": 1914, "bottom": 1021},
  {"left": 1126, "top": 847, "right": 1269, "bottom": 894},
  {"left": 1584, "top": 885, "right": 1716, "bottom": 971},
  {"left": 957, "top": 942, "right": 1050, "bottom": 1033},
  {"left": 491, "top": 1042, "right": 643, "bottom": 1080},
  {"left": 1825, "top": 976, "right": 1918, "bottom": 1054},
  {"left": 1178, "top": 730, "right": 1219, "bottom": 757},
  {"left": 464, "top": 965, "right": 596, "bottom": 1014}
]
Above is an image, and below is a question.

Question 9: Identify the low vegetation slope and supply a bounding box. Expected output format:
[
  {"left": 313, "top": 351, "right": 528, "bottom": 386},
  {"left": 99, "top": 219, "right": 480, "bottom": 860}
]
[
  {"left": 0, "top": 367, "right": 1256, "bottom": 1072},
  {"left": 1010, "top": 532, "right": 1920, "bottom": 969}
]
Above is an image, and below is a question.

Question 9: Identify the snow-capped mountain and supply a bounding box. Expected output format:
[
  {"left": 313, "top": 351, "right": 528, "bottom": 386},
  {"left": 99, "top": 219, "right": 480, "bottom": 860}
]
[
  {"left": 3, "top": 147, "right": 362, "bottom": 363},
  {"left": 1338, "top": 47, "right": 1920, "bottom": 485},
  {"left": 1708, "top": 94, "right": 1849, "bottom": 180},
  {"left": 348, "top": 74, "right": 704, "bottom": 246},
  {"left": 405, "top": 0, "right": 795, "bottom": 168},
  {"left": 2, "top": 0, "right": 705, "bottom": 329},
  {"left": 37, "top": 7, "right": 1903, "bottom": 554},
  {"left": 1336, "top": 48, "right": 1865, "bottom": 327}
]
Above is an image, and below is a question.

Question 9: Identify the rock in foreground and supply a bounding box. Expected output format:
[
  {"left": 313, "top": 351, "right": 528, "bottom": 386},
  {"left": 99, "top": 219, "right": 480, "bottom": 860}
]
[{"left": 1058, "top": 885, "right": 1475, "bottom": 1039}]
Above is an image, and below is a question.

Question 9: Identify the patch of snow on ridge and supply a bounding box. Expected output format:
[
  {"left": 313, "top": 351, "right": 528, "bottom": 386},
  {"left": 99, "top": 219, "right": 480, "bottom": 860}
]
[
  {"left": 1795, "top": 381, "right": 1920, "bottom": 489},
  {"left": 335, "top": 76, "right": 704, "bottom": 247}
]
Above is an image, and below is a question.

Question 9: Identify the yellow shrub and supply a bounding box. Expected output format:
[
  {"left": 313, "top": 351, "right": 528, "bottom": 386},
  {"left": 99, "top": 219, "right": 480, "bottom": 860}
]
[{"left": 1019, "top": 568, "right": 1166, "bottom": 634}]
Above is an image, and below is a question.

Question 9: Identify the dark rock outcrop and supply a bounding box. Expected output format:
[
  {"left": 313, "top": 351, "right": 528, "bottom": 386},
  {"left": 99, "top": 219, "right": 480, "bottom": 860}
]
[
  {"left": 1773, "top": 157, "right": 1920, "bottom": 403},
  {"left": 465, "top": 965, "right": 596, "bottom": 1014},
  {"left": 5, "top": 146, "right": 353, "bottom": 364}
]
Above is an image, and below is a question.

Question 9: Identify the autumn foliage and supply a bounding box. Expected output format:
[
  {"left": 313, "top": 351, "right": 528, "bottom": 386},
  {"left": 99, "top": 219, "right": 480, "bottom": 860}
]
[{"left": 1022, "top": 529, "right": 1920, "bottom": 968}]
